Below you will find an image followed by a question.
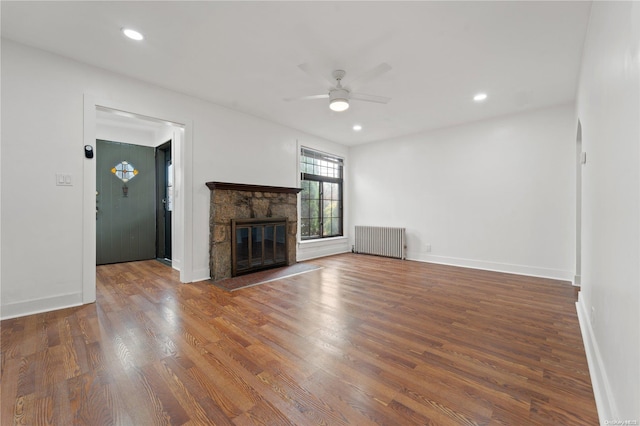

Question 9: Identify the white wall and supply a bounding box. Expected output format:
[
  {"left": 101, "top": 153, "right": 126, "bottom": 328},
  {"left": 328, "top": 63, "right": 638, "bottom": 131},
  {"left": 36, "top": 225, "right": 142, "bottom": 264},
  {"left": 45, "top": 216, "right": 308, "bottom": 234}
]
[
  {"left": 575, "top": 2, "right": 640, "bottom": 422},
  {"left": 350, "top": 104, "right": 576, "bottom": 280},
  {"left": 96, "top": 117, "right": 166, "bottom": 148},
  {"left": 0, "top": 40, "right": 347, "bottom": 319}
]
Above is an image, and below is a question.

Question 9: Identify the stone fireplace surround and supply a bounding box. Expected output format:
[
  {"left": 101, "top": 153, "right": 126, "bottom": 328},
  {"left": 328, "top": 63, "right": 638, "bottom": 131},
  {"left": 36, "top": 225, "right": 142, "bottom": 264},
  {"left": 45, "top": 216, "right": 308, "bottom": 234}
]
[{"left": 206, "top": 181, "right": 301, "bottom": 281}]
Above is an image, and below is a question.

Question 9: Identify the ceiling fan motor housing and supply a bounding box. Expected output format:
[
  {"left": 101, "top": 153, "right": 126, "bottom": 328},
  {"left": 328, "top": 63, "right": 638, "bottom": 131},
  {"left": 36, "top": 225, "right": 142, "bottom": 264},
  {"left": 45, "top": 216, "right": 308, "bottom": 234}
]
[
  {"left": 329, "top": 87, "right": 350, "bottom": 111},
  {"left": 330, "top": 88, "right": 349, "bottom": 102}
]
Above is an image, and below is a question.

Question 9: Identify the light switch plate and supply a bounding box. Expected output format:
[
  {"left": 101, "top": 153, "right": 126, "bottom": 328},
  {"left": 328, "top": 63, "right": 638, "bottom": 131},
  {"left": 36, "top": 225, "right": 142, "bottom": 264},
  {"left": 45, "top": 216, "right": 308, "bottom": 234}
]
[{"left": 56, "top": 173, "right": 73, "bottom": 186}]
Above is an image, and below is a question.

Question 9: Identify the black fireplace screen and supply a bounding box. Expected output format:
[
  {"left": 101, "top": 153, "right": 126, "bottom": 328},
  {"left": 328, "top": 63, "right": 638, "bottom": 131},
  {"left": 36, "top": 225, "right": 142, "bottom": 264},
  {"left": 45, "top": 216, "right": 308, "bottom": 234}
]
[{"left": 231, "top": 218, "right": 287, "bottom": 276}]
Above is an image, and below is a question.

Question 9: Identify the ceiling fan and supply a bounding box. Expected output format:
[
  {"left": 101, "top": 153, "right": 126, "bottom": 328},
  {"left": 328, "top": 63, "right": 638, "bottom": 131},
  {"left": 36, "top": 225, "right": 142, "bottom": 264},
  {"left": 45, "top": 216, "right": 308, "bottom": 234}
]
[{"left": 284, "top": 62, "right": 392, "bottom": 112}]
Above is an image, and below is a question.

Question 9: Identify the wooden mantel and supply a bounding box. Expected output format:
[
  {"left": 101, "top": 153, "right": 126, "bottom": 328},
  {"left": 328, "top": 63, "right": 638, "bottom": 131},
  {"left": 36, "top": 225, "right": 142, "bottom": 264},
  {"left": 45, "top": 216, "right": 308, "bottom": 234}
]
[{"left": 205, "top": 181, "right": 301, "bottom": 194}]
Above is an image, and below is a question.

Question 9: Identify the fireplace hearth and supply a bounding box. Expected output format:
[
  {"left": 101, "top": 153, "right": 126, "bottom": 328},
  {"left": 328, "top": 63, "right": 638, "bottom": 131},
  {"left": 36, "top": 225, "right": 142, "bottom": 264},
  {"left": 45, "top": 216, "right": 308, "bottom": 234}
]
[{"left": 206, "top": 182, "right": 301, "bottom": 281}]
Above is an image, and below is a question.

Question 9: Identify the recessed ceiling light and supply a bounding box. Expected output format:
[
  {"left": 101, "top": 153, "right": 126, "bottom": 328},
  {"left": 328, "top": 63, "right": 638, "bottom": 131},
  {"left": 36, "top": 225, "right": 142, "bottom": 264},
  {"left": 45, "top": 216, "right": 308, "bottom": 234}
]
[
  {"left": 122, "top": 28, "right": 144, "bottom": 41},
  {"left": 473, "top": 93, "right": 488, "bottom": 102},
  {"left": 353, "top": 124, "right": 362, "bottom": 131}
]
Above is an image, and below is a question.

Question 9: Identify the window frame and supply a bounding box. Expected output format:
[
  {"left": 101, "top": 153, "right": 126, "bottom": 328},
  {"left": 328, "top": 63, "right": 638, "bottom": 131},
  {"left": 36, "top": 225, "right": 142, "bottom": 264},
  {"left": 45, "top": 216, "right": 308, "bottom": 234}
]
[{"left": 299, "top": 147, "right": 344, "bottom": 241}]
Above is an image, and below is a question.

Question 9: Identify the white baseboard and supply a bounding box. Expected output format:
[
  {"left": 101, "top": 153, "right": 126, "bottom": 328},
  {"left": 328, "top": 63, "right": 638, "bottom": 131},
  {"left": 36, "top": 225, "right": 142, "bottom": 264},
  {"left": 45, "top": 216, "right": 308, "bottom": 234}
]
[
  {"left": 1, "top": 292, "right": 84, "bottom": 320},
  {"left": 405, "top": 252, "right": 573, "bottom": 282},
  {"left": 298, "top": 247, "right": 351, "bottom": 261},
  {"left": 576, "top": 293, "right": 614, "bottom": 424},
  {"left": 171, "top": 258, "right": 182, "bottom": 271},
  {"left": 191, "top": 268, "right": 211, "bottom": 283},
  {"left": 574, "top": 274, "right": 582, "bottom": 286}
]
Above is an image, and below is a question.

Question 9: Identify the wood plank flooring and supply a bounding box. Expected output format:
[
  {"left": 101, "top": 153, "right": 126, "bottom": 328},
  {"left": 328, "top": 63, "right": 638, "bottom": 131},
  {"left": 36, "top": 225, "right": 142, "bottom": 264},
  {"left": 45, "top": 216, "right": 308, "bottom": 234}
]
[{"left": 1, "top": 254, "right": 598, "bottom": 425}]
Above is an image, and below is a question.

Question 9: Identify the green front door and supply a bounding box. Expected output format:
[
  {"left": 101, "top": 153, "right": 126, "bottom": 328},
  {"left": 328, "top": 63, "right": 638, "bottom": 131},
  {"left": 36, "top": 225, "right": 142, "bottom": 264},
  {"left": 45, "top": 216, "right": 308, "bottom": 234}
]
[{"left": 96, "top": 140, "right": 156, "bottom": 265}]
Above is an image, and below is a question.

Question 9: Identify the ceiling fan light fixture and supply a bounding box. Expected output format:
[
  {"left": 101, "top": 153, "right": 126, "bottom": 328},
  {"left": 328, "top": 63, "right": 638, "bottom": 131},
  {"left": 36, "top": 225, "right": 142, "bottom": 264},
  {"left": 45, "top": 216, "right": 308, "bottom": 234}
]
[
  {"left": 329, "top": 88, "right": 350, "bottom": 112},
  {"left": 330, "top": 99, "right": 349, "bottom": 112}
]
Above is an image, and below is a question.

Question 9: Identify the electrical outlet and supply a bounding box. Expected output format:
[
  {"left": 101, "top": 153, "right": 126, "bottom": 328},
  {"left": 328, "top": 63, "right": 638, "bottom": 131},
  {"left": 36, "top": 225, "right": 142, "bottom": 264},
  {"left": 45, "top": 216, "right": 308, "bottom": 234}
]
[{"left": 425, "top": 244, "right": 431, "bottom": 253}]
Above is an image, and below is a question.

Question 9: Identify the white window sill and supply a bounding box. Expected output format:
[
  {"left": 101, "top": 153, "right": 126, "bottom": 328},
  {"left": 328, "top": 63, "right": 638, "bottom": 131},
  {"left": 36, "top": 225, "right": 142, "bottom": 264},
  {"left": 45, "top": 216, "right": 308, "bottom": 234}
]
[{"left": 298, "top": 236, "right": 348, "bottom": 247}]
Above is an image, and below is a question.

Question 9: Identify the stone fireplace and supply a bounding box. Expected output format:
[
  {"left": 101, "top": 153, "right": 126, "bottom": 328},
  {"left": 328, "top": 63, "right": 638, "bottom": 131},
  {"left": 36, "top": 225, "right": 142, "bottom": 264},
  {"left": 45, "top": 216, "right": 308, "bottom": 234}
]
[{"left": 206, "top": 182, "right": 301, "bottom": 281}]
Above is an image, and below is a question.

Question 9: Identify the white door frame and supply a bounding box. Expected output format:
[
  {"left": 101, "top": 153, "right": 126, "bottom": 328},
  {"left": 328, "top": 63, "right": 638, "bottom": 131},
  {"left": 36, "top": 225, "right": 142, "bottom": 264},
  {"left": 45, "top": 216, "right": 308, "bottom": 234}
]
[
  {"left": 575, "top": 120, "right": 583, "bottom": 286},
  {"left": 82, "top": 94, "right": 194, "bottom": 303}
]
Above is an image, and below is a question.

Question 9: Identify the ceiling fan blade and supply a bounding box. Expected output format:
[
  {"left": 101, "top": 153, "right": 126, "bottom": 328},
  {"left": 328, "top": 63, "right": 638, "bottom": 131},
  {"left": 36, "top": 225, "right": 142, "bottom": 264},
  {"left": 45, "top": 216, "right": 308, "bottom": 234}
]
[
  {"left": 349, "top": 63, "right": 392, "bottom": 89},
  {"left": 298, "top": 63, "right": 336, "bottom": 87},
  {"left": 350, "top": 92, "right": 391, "bottom": 104},
  {"left": 283, "top": 94, "right": 329, "bottom": 102}
]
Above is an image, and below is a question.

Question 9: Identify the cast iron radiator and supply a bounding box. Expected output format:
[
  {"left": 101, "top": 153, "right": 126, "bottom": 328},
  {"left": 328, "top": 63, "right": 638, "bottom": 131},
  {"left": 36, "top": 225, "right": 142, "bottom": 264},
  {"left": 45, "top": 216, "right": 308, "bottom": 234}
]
[{"left": 354, "top": 226, "right": 406, "bottom": 260}]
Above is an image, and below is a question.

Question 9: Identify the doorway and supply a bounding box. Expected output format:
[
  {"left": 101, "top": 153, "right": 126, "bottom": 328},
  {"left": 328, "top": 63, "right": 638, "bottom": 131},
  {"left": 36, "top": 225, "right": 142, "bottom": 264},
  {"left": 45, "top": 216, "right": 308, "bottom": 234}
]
[
  {"left": 83, "top": 98, "right": 193, "bottom": 304},
  {"left": 575, "top": 120, "right": 583, "bottom": 285},
  {"left": 156, "top": 140, "right": 172, "bottom": 263}
]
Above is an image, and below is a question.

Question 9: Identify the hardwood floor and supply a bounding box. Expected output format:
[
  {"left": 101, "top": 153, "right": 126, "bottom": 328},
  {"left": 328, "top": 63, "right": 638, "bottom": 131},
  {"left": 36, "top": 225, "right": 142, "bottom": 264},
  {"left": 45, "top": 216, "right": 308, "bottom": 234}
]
[{"left": 1, "top": 254, "right": 598, "bottom": 425}]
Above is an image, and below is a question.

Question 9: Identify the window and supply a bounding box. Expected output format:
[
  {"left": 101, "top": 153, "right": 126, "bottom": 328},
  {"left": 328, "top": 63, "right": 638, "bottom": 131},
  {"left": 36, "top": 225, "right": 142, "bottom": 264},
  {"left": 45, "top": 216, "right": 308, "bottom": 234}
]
[{"left": 300, "top": 148, "right": 343, "bottom": 240}]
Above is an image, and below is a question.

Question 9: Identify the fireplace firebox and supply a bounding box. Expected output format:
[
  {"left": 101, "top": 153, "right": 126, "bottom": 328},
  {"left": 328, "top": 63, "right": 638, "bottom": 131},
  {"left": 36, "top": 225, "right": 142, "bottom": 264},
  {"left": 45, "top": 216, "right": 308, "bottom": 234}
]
[{"left": 231, "top": 217, "right": 288, "bottom": 276}]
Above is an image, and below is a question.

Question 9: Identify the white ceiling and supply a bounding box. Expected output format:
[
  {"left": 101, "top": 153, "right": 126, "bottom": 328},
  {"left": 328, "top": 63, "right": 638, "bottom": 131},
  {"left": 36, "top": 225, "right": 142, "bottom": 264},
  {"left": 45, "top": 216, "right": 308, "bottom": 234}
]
[{"left": 1, "top": 1, "right": 592, "bottom": 146}]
